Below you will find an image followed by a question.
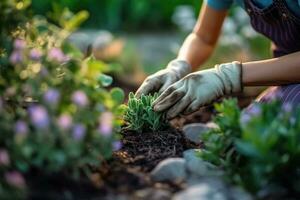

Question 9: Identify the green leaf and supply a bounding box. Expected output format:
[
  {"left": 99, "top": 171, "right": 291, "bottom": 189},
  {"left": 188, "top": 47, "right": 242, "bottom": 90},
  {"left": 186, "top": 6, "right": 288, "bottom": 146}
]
[
  {"left": 98, "top": 74, "right": 113, "bottom": 87},
  {"left": 63, "top": 10, "right": 89, "bottom": 32},
  {"left": 110, "top": 87, "right": 125, "bottom": 104}
]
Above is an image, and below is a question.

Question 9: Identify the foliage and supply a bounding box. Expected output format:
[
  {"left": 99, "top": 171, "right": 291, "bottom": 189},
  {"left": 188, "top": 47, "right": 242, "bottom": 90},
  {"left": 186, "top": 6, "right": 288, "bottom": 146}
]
[
  {"left": 124, "top": 92, "right": 168, "bottom": 132},
  {"left": 31, "top": 0, "right": 203, "bottom": 31},
  {"left": 200, "top": 99, "right": 300, "bottom": 198},
  {"left": 0, "top": 0, "right": 125, "bottom": 198}
]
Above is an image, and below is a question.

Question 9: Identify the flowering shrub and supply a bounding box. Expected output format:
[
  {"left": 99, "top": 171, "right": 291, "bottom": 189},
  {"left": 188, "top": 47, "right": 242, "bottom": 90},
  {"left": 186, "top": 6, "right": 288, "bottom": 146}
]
[
  {"left": 124, "top": 92, "right": 168, "bottom": 132},
  {"left": 0, "top": 0, "right": 125, "bottom": 198},
  {"left": 199, "top": 99, "right": 300, "bottom": 198}
]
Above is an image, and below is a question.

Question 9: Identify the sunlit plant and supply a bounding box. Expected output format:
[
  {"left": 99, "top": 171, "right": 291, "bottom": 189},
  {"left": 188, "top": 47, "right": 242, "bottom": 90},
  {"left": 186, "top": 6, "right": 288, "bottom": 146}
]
[{"left": 124, "top": 92, "right": 168, "bottom": 132}]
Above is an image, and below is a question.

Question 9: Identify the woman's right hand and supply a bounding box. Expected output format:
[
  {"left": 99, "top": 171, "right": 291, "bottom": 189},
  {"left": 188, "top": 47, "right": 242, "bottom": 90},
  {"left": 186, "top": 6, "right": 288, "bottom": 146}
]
[{"left": 135, "top": 60, "right": 191, "bottom": 98}]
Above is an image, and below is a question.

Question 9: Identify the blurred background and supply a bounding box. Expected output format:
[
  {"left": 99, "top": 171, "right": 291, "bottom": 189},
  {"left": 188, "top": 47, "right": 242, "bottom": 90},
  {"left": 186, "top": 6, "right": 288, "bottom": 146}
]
[{"left": 31, "top": 0, "right": 271, "bottom": 101}]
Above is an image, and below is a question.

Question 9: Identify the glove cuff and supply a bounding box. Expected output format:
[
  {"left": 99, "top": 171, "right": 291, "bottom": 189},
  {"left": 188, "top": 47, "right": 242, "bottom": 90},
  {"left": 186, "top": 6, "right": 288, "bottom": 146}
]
[
  {"left": 167, "top": 59, "right": 192, "bottom": 79},
  {"left": 215, "top": 61, "right": 243, "bottom": 94}
]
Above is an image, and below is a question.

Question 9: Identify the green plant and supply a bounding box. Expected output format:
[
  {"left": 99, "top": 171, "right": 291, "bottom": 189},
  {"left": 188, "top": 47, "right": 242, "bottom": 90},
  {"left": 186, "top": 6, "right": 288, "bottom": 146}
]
[
  {"left": 0, "top": 0, "right": 125, "bottom": 198},
  {"left": 199, "top": 99, "right": 300, "bottom": 198},
  {"left": 124, "top": 92, "right": 168, "bottom": 132}
]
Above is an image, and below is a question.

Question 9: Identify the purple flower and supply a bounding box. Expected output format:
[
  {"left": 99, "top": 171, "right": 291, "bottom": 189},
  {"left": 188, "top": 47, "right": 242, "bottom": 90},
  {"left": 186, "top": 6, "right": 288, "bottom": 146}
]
[
  {"left": 72, "top": 124, "right": 86, "bottom": 140},
  {"left": 13, "top": 39, "right": 26, "bottom": 50},
  {"left": 112, "top": 141, "right": 122, "bottom": 151},
  {"left": 0, "top": 149, "right": 10, "bottom": 166},
  {"left": 282, "top": 103, "right": 292, "bottom": 113},
  {"left": 72, "top": 90, "right": 89, "bottom": 107},
  {"left": 43, "top": 88, "right": 60, "bottom": 105},
  {"left": 29, "top": 48, "right": 42, "bottom": 61},
  {"left": 57, "top": 114, "right": 72, "bottom": 130},
  {"left": 9, "top": 50, "right": 23, "bottom": 64},
  {"left": 14, "top": 120, "right": 28, "bottom": 135},
  {"left": 5, "top": 171, "right": 25, "bottom": 188},
  {"left": 98, "top": 112, "right": 113, "bottom": 136},
  {"left": 29, "top": 105, "right": 49, "bottom": 129},
  {"left": 39, "top": 67, "right": 49, "bottom": 77},
  {"left": 247, "top": 104, "right": 261, "bottom": 116},
  {"left": 48, "top": 48, "right": 68, "bottom": 63},
  {"left": 240, "top": 112, "right": 252, "bottom": 125}
]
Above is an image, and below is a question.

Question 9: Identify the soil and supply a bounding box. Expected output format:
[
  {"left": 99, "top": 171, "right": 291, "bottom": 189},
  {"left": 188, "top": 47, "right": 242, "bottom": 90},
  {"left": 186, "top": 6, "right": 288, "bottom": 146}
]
[
  {"left": 94, "top": 127, "right": 201, "bottom": 200},
  {"left": 26, "top": 126, "right": 201, "bottom": 200}
]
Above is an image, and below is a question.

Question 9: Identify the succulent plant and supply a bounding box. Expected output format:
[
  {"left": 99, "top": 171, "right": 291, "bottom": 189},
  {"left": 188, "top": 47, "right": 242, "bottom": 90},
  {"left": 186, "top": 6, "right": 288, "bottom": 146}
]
[{"left": 124, "top": 92, "right": 168, "bottom": 132}]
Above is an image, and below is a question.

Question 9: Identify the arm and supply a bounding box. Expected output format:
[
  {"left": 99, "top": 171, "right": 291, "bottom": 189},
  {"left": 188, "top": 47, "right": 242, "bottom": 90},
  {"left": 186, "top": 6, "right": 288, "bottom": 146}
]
[
  {"left": 135, "top": 3, "right": 228, "bottom": 97},
  {"left": 177, "top": 3, "right": 228, "bottom": 70},
  {"left": 243, "top": 52, "right": 300, "bottom": 86}
]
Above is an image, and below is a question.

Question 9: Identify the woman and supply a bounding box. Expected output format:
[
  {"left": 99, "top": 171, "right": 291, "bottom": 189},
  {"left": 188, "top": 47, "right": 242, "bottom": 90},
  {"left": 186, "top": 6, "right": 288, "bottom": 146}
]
[{"left": 136, "top": 0, "right": 300, "bottom": 119}]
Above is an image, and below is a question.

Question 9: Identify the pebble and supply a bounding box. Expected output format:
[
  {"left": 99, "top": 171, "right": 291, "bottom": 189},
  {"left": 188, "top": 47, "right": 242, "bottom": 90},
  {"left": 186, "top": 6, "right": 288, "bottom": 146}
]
[
  {"left": 150, "top": 158, "right": 187, "bottom": 182},
  {"left": 134, "top": 188, "right": 171, "bottom": 200},
  {"left": 172, "top": 182, "right": 228, "bottom": 200},
  {"left": 182, "top": 123, "right": 216, "bottom": 144},
  {"left": 183, "top": 149, "right": 223, "bottom": 178}
]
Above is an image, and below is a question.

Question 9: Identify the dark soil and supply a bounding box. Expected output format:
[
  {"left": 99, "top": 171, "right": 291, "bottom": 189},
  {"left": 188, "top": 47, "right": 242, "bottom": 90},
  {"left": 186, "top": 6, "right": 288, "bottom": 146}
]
[
  {"left": 95, "top": 127, "right": 201, "bottom": 199},
  {"left": 117, "top": 128, "right": 200, "bottom": 171}
]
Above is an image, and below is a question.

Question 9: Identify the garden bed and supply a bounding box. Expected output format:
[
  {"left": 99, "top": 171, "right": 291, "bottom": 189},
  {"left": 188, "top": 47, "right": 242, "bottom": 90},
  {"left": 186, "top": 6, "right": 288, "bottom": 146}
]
[{"left": 95, "top": 126, "right": 201, "bottom": 199}]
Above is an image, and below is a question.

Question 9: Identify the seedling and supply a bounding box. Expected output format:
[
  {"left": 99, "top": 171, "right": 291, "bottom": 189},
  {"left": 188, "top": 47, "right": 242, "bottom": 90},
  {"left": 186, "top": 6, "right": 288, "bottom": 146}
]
[{"left": 124, "top": 92, "right": 168, "bottom": 132}]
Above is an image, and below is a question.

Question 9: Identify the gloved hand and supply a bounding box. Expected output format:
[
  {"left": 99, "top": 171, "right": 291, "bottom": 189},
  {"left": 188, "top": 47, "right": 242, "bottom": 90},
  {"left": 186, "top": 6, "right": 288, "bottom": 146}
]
[
  {"left": 153, "top": 61, "right": 243, "bottom": 119},
  {"left": 135, "top": 59, "right": 191, "bottom": 98}
]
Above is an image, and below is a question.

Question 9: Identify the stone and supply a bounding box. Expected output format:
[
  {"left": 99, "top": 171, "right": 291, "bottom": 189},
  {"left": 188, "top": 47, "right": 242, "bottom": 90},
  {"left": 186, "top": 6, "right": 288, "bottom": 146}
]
[
  {"left": 182, "top": 123, "right": 216, "bottom": 144},
  {"left": 134, "top": 188, "right": 171, "bottom": 200},
  {"left": 150, "top": 158, "right": 187, "bottom": 182},
  {"left": 229, "top": 187, "right": 253, "bottom": 200},
  {"left": 172, "top": 182, "right": 228, "bottom": 200},
  {"left": 183, "top": 149, "right": 223, "bottom": 178}
]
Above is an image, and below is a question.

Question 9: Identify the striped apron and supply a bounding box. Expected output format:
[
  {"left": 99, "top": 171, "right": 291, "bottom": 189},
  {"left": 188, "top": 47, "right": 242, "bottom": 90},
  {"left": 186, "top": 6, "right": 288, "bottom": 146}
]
[{"left": 244, "top": 0, "right": 300, "bottom": 105}]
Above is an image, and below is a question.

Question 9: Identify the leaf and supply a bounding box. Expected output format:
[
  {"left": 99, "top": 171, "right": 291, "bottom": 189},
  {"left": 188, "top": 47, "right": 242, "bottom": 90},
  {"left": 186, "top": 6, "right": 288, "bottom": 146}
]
[
  {"left": 98, "top": 74, "right": 113, "bottom": 87},
  {"left": 64, "top": 10, "right": 89, "bottom": 32},
  {"left": 110, "top": 87, "right": 125, "bottom": 104}
]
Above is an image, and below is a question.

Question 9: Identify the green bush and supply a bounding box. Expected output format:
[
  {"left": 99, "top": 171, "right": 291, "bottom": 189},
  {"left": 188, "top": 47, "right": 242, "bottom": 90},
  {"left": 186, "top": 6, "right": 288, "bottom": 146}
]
[
  {"left": 0, "top": 0, "right": 125, "bottom": 198},
  {"left": 31, "top": 0, "right": 203, "bottom": 30},
  {"left": 200, "top": 99, "right": 300, "bottom": 198},
  {"left": 124, "top": 92, "right": 168, "bottom": 132}
]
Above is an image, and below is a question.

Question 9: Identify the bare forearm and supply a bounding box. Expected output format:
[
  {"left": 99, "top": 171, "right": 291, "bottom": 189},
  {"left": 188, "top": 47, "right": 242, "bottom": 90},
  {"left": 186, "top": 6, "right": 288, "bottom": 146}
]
[
  {"left": 176, "top": 4, "right": 227, "bottom": 71},
  {"left": 243, "top": 51, "right": 300, "bottom": 86},
  {"left": 177, "top": 33, "right": 214, "bottom": 71}
]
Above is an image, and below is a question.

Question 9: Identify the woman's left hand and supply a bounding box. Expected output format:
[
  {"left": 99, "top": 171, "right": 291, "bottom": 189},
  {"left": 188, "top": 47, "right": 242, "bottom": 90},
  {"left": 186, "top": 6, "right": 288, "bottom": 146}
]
[{"left": 152, "top": 61, "right": 243, "bottom": 119}]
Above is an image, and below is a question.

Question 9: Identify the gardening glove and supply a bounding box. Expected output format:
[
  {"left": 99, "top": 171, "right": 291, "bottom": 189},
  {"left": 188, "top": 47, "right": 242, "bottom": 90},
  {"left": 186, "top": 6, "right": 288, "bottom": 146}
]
[
  {"left": 135, "top": 59, "right": 191, "bottom": 98},
  {"left": 153, "top": 61, "right": 243, "bottom": 119}
]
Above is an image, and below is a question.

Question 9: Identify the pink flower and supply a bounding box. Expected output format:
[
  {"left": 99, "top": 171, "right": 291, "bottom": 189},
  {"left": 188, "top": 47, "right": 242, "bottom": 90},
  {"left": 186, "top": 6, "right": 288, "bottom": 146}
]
[
  {"left": 98, "top": 112, "right": 113, "bottom": 136},
  {"left": 0, "top": 149, "right": 10, "bottom": 166},
  {"left": 5, "top": 171, "right": 26, "bottom": 189},
  {"left": 14, "top": 120, "right": 28, "bottom": 135},
  {"left": 57, "top": 114, "right": 72, "bottom": 130},
  {"left": 29, "top": 48, "right": 42, "bottom": 61},
  {"left": 29, "top": 105, "right": 49, "bottom": 129},
  {"left": 72, "top": 124, "right": 86, "bottom": 140},
  {"left": 72, "top": 90, "right": 89, "bottom": 107},
  {"left": 9, "top": 50, "right": 23, "bottom": 64},
  {"left": 43, "top": 88, "right": 60, "bottom": 105},
  {"left": 48, "top": 48, "right": 68, "bottom": 63},
  {"left": 13, "top": 39, "right": 26, "bottom": 50}
]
